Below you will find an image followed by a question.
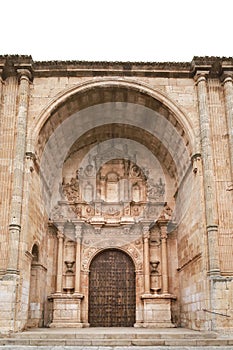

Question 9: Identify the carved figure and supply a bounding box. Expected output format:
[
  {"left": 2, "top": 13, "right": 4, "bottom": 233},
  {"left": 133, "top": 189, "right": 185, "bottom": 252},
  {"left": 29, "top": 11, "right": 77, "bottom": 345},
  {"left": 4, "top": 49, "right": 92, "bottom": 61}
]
[
  {"left": 63, "top": 177, "right": 80, "bottom": 202},
  {"left": 147, "top": 177, "right": 165, "bottom": 201}
]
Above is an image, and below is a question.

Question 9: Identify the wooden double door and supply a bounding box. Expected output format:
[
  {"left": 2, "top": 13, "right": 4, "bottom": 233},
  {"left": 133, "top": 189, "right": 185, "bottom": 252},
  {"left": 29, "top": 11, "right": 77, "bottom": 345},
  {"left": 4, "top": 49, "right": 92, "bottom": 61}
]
[{"left": 89, "top": 249, "right": 136, "bottom": 327}]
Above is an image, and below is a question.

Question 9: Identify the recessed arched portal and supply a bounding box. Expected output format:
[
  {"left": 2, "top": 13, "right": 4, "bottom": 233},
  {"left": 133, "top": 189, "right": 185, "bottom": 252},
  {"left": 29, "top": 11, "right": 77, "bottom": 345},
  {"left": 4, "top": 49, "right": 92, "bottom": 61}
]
[
  {"left": 32, "top": 78, "right": 196, "bottom": 329},
  {"left": 88, "top": 249, "right": 136, "bottom": 327}
]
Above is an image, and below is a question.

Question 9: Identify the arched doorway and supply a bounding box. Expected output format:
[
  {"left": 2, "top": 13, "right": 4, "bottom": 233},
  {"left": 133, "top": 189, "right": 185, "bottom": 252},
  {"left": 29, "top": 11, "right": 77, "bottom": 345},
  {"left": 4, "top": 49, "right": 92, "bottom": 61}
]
[
  {"left": 89, "top": 249, "right": 136, "bottom": 327},
  {"left": 27, "top": 243, "right": 46, "bottom": 328}
]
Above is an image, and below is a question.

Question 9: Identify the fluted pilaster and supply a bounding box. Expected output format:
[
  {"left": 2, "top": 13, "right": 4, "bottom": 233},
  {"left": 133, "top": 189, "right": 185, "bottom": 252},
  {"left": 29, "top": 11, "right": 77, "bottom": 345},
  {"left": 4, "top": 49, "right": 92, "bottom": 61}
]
[
  {"left": 7, "top": 69, "right": 32, "bottom": 273},
  {"left": 0, "top": 70, "right": 3, "bottom": 116},
  {"left": 0, "top": 76, "right": 18, "bottom": 271},
  {"left": 143, "top": 225, "right": 150, "bottom": 294},
  {"left": 74, "top": 224, "right": 82, "bottom": 293},
  {"left": 195, "top": 73, "right": 220, "bottom": 275},
  {"left": 56, "top": 230, "right": 64, "bottom": 293},
  {"left": 158, "top": 220, "right": 169, "bottom": 294},
  {"left": 222, "top": 73, "right": 233, "bottom": 180}
]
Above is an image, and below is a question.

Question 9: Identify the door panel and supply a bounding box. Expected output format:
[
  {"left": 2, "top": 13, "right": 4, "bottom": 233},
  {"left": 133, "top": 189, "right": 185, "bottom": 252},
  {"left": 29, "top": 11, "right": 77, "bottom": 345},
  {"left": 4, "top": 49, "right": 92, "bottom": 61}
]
[{"left": 89, "top": 249, "right": 135, "bottom": 327}]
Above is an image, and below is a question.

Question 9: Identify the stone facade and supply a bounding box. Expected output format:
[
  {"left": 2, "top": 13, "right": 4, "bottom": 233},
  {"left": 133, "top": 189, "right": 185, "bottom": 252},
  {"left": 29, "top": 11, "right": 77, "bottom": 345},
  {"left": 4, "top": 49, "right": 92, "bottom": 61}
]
[{"left": 0, "top": 55, "right": 232, "bottom": 333}]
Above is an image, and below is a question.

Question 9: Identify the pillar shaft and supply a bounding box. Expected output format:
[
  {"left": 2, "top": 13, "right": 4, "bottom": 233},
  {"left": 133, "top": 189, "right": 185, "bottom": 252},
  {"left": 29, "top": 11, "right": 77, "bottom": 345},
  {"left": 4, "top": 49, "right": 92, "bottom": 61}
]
[
  {"left": 74, "top": 225, "right": 82, "bottom": 293},
  {"left": 223, "top": 75, "right": 233, "bottom": 179},
  {"left": 195, "top": 74, "right": 220, "bottom": 274},
  {"left": 56, "top": 232, "right": 64, "bottom": 293},
  {"left": 143, "top": 226, "right": 150, "bottom": 294},
  {"left": 7, "top": 70, "right": 31, "bottom": 273},
  {"left": 159, "top": 222, "right": 169, "bottom": 294},
  {"left": 0, "top": 71, "right": 3, "bottom": 115}
]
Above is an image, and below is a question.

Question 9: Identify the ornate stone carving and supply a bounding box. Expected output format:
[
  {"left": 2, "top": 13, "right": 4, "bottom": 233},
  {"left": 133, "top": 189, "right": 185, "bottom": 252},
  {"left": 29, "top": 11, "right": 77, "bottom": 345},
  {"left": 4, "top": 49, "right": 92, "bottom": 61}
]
[
  {"left": 65, "top": 261, "right": 75, "bottom": 273},
  {"left": 150, "top": 260, "right": 161, "bottom": 293},
  {"left": 147, "top": 177, "right": 165, "bottom": 201},
  {"left": 63, "top": 177, "right": 80, "bottom": 202},
  {"left": 159, "top": 203, "right": 173, "bottom": 221}
]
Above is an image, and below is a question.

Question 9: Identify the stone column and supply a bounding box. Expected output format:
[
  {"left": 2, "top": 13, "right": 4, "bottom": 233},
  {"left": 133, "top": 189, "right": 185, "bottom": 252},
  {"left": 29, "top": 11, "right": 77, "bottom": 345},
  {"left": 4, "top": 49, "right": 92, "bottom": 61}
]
[
  {"left": 0, "top": 69, "right": 3, "bottom": 114},
  {"left": 195, "top": 73, "right": 220, "bottom": 275},
  {"left": 74, "top": 224, "right": 82, "bottom": 294},
  {"left": 222, "top": 73, "right": 233, "bottom": 180},
  {"left": 143, "top": 225, "right": 150, "bottom": 294},
  {"left": 7, "top": 69, "right": 32, "bottom": 273},
  {"left": 56, "top": 231, "right": 64, "bottom": 293},
  {"left": 158, "top": 220, "right": 169, "bottom": 294}
]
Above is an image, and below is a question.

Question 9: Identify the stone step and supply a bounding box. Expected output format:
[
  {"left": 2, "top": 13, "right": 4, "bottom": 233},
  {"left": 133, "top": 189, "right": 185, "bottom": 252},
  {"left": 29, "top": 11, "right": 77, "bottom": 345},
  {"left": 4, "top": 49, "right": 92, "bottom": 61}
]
[
  {"left": 8, "top": 327, "right": 217, "bottom": 339},
  {"left": 0, "top": 328, "right": 232, "bottom": 347},
  {"left": 0, "top": 337, "right": 232, "bottom": 346}
]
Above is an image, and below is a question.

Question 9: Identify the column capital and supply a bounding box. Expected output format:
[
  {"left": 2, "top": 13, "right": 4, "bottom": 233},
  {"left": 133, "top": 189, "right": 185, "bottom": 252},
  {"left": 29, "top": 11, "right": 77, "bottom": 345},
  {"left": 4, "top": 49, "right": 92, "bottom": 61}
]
[
  {"left": 221, "top": 71, "right": 233, "bottom": 85},
  {"left": 17, "top": 68, "right": 33, "bottom": 82},
  {"left": 157, "top": 218, "right": 169, "bottom": 227},
  {"left": 160, "top": 229, "right": 168, "bottom": 240},
  {"left": 142, "top": 224, "right": 150, "bottom": 240},
  {"left": 0, "top": 68, "right": 3, "bottom": 82},
  {"left": 57, "top": 231, "right": 64, "bottom": 240},
  {"left": 75, "top": 223, "right": 83, "bottom": 239},
  {"left": 194, "top": 71, "right": 209, "bottom": 85},
  {"left": 157, "top": 220, "right": 168, "bottom": 240}
]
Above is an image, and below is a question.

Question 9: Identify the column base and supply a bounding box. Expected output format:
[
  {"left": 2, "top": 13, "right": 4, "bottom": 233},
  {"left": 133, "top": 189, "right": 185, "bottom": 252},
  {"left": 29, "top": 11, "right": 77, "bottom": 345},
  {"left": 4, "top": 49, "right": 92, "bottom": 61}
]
[
  {"left": 141, "top": 293, "right": 176, "bottom": 328},
  {"left": 49, "top": 293, "right": 84, "bottom": 328}
]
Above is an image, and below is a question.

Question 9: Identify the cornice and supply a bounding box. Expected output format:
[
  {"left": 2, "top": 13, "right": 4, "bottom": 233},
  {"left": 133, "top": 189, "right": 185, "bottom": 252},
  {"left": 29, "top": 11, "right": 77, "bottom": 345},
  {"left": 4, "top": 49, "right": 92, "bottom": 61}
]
[
  {"left": 0, "top": 55, "right": 233, "bottom": 79},
  {"left": 32, "top": 60, "right": 191, "bottom": 78},
  {"left": 0, "top": 55, "right": 33, "bottom": 80},
  {"left": 191, "top": 56, "right": 233, "bottom": 78}
]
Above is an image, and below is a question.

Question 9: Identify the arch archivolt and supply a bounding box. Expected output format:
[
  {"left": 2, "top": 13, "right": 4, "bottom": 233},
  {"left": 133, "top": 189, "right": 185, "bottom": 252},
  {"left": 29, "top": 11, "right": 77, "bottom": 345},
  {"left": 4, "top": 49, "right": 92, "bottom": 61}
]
[
  {"left": 82, "top": 240, "right": 143, "bottom": 272},
  {"left": 34, "top": 79, "right": 194, "bottom": 221},
  {"left": 29, "top": 78, "right": 195, "bottom": 158}
]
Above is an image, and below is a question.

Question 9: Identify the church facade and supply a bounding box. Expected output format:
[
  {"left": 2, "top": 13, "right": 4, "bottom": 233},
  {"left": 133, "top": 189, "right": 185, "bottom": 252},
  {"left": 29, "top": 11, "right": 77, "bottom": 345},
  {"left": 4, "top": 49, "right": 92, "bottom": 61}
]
[{"left": 0, "top": 55, "right": 232, "bottom": 333}]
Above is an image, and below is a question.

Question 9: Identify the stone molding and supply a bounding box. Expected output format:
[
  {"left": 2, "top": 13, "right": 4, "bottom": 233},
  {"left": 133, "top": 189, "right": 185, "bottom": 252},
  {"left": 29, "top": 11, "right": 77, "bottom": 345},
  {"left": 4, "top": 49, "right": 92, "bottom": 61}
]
[
  {"left": 0, "top": 55, "right": 232, "bottom": 80},
  {"left": 30, "top": 77, "right": 195, "bottom": 164}
]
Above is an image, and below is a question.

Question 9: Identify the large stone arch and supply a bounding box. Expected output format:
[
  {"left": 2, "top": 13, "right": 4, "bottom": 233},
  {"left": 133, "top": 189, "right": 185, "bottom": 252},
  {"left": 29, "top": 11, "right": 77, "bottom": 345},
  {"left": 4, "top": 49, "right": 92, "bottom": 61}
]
[
  {"left": 29, "top": 78, "right": 195, "bottom": 159},
  {"left": 33, "top": 79, "right": 194, "bottom": 220}
]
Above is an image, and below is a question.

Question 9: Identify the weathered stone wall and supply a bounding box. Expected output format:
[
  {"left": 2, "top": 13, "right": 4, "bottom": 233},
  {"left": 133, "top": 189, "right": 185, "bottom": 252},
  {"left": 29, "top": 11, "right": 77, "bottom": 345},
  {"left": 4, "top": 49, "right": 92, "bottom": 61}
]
[
  {"left": 209, "top": 277, "right": 233, "bottom": 332},
  {"left": 174, "top": 164, "right": 208, "bottom": 330}
]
